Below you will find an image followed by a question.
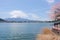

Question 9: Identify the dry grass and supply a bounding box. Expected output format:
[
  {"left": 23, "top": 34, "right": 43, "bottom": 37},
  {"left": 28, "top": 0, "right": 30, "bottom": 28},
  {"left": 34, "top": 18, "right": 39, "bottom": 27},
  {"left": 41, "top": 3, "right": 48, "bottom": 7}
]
[
  {"left": 42, "top": 28, "right": 55, "bottom": 35},
  {"left": 36, "top": 28, "right": 59, "bottom": 40}
]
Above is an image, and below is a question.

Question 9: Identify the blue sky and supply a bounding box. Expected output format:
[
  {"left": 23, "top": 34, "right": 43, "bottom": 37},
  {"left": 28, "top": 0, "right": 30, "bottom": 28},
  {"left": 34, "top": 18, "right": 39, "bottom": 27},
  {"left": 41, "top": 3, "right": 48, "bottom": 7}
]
[{"left": 0, "top": 0, "right": 60, "bottom": 21}]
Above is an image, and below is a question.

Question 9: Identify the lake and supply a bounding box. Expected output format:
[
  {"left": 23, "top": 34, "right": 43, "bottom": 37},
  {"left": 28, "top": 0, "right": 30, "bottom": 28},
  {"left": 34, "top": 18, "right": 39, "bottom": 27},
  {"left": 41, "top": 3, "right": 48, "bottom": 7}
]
[{"left": 0, "top": 23, "right": 54, "bottom": 40}]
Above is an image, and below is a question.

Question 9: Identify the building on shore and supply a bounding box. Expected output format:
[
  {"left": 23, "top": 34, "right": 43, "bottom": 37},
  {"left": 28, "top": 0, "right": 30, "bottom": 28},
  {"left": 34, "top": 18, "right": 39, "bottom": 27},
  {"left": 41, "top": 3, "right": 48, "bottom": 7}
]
[{"left": 52, "top": 8, "right": 60, "bottom": 35}]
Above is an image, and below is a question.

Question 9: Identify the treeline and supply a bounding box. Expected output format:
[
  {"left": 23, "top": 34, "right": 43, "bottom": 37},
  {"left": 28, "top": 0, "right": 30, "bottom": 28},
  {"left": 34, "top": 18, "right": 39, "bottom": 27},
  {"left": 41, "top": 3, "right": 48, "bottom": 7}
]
[{"left": 0, "top": 18, "right": 60, "bottom": 23}]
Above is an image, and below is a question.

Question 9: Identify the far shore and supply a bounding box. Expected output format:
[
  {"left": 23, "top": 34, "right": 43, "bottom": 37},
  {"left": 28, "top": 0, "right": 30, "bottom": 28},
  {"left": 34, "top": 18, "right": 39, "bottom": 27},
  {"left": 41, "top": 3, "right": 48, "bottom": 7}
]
[{"left": 0, "top": 20, "right": 60, "bottom": 23}]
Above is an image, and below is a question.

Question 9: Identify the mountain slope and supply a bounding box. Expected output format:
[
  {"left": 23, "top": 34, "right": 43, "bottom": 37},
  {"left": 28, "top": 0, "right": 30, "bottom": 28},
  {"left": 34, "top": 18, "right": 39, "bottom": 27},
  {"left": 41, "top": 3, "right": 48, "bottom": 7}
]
[
  {"left": 5, "top": 18, "right": 30, "bottom": 21},
  {"left": 0, "top": 18, "right": 6, "bottom": 22}
]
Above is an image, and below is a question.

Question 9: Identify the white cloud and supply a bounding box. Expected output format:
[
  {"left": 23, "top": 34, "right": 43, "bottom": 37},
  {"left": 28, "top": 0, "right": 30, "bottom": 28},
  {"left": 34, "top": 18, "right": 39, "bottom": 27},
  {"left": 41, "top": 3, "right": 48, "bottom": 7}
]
[
  {"left": 46, "top": 0, "right": 55, "bottom": 4},
  {"left": 9, "top": 10, "right": 52, "bottom": 21},
  {"left": 28, "top": 14, "right": 40, "bottom": 20},
  {"left": 10, "top": 10, "right": 28, "bottom": 18},
  {"left": 10, "top": 10, "right": 41, "bottom": 20}
]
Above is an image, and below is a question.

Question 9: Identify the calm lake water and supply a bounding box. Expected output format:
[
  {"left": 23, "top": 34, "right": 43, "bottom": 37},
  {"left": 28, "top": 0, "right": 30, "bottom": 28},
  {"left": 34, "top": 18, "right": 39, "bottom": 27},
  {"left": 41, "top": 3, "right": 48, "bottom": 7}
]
[{"left": 0, "top": 23, "right": 53, "bottom": 40}]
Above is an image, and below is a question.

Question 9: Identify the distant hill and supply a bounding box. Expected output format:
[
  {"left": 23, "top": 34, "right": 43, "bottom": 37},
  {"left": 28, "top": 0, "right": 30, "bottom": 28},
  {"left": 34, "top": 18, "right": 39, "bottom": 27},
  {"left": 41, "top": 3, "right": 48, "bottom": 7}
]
[
  {"left": 4, "top": 18, "right": 56, "bottom": 23},
  {"left": 5, "top": 18, "right": 30, "bottom": 21},
  {"left": 0, "top": 18, "right": 6, "bottom": 22}
]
